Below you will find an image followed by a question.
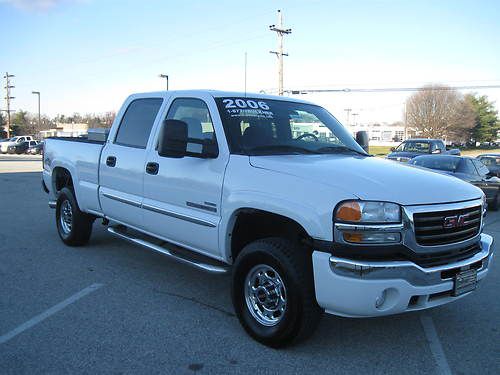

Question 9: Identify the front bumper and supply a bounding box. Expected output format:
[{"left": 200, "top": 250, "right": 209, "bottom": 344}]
[{"left": 312, "top": 233, "right": 494, "bottom": 318}]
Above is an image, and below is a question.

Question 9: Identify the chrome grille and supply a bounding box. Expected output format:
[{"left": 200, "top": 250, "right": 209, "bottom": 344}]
[{"left": 413, "top": 205, "right": 481, "bottom": 246}]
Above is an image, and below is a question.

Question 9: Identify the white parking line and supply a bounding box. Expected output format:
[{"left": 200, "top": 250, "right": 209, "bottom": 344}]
[
  {"left": 0, "top": 283, "right": 103, "bottom": 344},
  {"left": 420, "top": 315, "right": 452, "bottom": 375}
]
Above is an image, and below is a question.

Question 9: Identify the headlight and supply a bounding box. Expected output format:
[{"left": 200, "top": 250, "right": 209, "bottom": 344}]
[
  {"left": 335, "top": 201, "right": 402, "bottom": 244},
  {"left": 335, "top": 201, "right": 401, "bottom": 223}
]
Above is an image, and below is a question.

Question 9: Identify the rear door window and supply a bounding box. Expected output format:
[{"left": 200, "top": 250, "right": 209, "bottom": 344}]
[{"left": 115, "top": 98, "right": 163, "bottom": 148}]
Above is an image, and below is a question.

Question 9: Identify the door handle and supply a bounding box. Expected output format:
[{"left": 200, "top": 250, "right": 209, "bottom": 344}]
[
  {"left": 146, "top": 162, "right": 159, "bottom": 175},
  {"left": 106, "top": 156, "right": 117, "bottom": 167}
]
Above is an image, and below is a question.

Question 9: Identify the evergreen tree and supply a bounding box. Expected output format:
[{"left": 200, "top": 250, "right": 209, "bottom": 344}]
[{"left": 466, "top": 94, "right": 500, "bottom": 143}]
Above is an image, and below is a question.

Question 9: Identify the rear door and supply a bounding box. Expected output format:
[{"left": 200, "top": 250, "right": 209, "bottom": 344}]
[
  {"left": 99, "top": 96, "right": 164, "bottom": 229},
  {"left": 142, "top": 95, "right": 229, "bottom": 258}
]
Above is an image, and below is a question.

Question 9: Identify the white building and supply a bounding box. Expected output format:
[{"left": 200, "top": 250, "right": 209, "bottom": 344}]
[
  {"left": 39, "top": 123, "right": 88, "bottom": 139},
  {"left": 347, "top": 122, "right": 409, "bottom": 146}
]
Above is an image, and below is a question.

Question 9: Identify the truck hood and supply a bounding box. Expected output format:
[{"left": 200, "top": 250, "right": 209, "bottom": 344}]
[{"left": 249, "top": 155, "right": 482, "bottom": 205}]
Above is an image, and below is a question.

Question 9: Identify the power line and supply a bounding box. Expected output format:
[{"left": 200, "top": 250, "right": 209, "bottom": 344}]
[
  {"left": 2, "top": 72, "right": 15, "bottom": 138},
  {"left": 287, "top": 84, "right": 500, "bottom": 94},
  {"left": 269, "top": 10, "right": 291, "bottom": 96}
]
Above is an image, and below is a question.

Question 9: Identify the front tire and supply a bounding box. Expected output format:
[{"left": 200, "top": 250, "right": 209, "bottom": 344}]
[
  {"left": 56, "top": 187, "right": 94, "bottom": 246},
  {"left": 231, "top": 238, "right": 322, "bottom": 347}
]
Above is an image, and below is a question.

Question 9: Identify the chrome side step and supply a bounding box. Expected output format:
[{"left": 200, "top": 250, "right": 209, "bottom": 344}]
[{"left": 107, "top": 226, "right": 229, "bottom": 274}]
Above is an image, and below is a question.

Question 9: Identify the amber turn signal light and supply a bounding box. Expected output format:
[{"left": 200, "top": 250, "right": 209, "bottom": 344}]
[{"left": 336, "top": 201, "right": 362, "bottom": 222}]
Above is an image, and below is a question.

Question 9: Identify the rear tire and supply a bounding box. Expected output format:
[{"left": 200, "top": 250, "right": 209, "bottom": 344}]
[
  {"left": 56, "top": 187, "right": 94, "bottom": 246},
  {"left": 231, "top": 237, "right": 322, "bottom": 348}
]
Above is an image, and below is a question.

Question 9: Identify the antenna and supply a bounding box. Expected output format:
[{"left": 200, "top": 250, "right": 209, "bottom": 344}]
[{"left": 244, "top": 52, "right": 247, "bottom": 97}]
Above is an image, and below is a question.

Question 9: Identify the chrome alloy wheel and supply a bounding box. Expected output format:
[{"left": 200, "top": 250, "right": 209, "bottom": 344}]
[
  {"left": 244, "top": 264, "right": 287, "bottom": 326},
  {"left": 59, "top": 200, "right": 73, "bottom": 235}
]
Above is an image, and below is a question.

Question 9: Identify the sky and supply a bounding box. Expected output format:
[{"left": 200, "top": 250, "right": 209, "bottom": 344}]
[{"left": 1, "top": 0, "right": 499, "bottom": 124}]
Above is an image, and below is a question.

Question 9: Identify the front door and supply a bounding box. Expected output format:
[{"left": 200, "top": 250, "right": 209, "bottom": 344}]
[
  {"left": 99, "top": 97, "right": 164, "bottom": 229},
  {"left": 142, "top": 97, "right": 228, "bottom": 258}
]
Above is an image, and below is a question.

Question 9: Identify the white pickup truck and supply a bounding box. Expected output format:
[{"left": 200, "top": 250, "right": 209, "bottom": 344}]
[{"left": 43, "top": 90, "right": 494, "bottom": 347}]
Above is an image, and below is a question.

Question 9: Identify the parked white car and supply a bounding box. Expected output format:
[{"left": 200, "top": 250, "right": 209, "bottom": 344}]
[
  {"left": 42, "top": 90, "right": 494, "bottom": 347},
  {"left": 0, "top": 136, "right": 34, "bottom": 153}
]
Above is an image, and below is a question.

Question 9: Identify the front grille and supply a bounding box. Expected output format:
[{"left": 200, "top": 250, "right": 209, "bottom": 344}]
[
  {"left": 413, "top": 205, "right": 481, "bottom": 246},
  {"left": 408, "top": 242, "right": 481, "bottom": 268}
]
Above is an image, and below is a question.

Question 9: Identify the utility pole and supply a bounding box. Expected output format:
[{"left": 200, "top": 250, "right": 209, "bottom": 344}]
[
  {"left": 269, "top": 10, "right": 291, "bottom": 96},
  {"left": 3, "top": 72, "right": 15, "bottom": 138},
  {"left": 352, "top": 113, "right": 359, "bottom": 126},
  {"left": 159, "top": 74, "right": 169, "bottom": 90},
  {"left": 403, "top": 102, "right": 408, "bottom": 140},
  {"left": 344, "top": 108, "right": 352, "bottom": 125},
  {"left": 32, "top": 91, "right": 41, "bottom": 133}
]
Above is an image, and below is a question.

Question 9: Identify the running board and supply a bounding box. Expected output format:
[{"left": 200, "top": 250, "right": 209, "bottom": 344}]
[{"left": 107, "top": 226, "right": 228, "bottom": 274}]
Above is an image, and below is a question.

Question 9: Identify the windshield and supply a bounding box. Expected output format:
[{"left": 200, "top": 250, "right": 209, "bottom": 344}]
[
  {"left": 396, "top": 141, "right": 430, "bottom": 153},
  {"left": 215, "top": 97, "right": 367, "bottom": 156},
  {"left": 409, "top": 156, "right": 460, "bottom": 172}
]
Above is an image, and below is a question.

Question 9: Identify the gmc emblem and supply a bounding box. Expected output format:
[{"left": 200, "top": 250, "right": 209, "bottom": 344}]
[{"left": 443, "top": 214, "right": 469, "bottom": 229}]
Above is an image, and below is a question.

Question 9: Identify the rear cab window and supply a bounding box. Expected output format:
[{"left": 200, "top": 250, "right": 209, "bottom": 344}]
[{"left": 114, "top": 98, "right": 163, "bottom": 148}]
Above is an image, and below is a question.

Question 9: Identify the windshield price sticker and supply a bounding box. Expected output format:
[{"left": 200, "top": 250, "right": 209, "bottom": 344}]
[
  {"left": 223, "top": 98, "right": 270, "bottom": 110},
  {"left": 223, "top": 98, "right": 274, "bottom": 118}
]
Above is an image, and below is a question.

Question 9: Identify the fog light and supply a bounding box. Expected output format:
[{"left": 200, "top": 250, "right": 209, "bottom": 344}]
[{"left": 343, "top": 232, "right": 401, "bottom": 244}]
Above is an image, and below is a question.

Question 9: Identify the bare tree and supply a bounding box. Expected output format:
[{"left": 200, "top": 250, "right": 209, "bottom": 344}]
[{"left": 405, "top": 84, "right": 475, "bottom": 140}]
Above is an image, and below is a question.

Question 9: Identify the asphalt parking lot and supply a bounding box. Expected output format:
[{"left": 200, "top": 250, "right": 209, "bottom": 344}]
[{"left": 0, "top": 154, "right": 498, "bottom": 374}]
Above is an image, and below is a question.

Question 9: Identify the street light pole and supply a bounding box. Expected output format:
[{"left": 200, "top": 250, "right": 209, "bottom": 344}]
[
  {"left": 159, "top": 74, "right": 169, "bottom": 90},
  {"left": 32, "top": 91, "right": 40, "bottom": 134}
]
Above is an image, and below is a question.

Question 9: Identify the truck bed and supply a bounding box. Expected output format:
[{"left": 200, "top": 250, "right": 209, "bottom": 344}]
[
  {"left": 43, "top": 137, "right": 105, "bottom": 215},
  {"left": 46, "top": 136, "right": 106, "bottom": 145}
]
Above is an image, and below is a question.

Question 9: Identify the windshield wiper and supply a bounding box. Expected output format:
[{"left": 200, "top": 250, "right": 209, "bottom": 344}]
[
  {"left": 246, "top": 145, "right": 320, "bottom": 155},
  {"left": 316, "top": 145, "right": 369, "bottom": 156}
]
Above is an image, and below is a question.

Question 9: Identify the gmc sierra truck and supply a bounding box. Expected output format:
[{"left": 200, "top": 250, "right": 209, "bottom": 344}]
[{"left": 43, "top": 90, "right": 494, "bottom": 347}]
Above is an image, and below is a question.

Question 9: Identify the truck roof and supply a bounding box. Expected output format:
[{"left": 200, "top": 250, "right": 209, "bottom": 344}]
[
  {"left": 128, "top": 89, "right": 315, "bottom": 105},
  {"left": 405, "top": 138, "right": 442, "bottom": 142}
]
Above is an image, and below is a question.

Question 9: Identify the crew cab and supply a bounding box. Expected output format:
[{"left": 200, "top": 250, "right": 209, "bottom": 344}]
[
  {"left": 42, "top": 90, "right": 494, "bottom": 347},
  {"left": 387, "top": 138, "right": 460, "bottom": 162}
]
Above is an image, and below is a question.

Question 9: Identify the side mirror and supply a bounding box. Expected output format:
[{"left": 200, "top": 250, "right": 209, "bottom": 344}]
[
  {"left": 355, "top": 131, "right": 369, "bottom": 153},
  {"left": 431, "top": 149, "right": 441, "bottom": 154},
  {"left": 201, "top": 139, "right": 219, "bottom": 158},
  {"left": 158, "top": 119, "right": 219, "bottom": 159},
  {"left": 390, "top": 147, "right": 395, "bottom": 152},
  {"left": 158, "top": 119, "right": 188, "bottom": 158}
]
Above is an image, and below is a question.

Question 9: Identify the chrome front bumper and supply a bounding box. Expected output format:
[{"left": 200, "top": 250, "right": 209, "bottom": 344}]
[{"left": 312, "top": 233, "right": 494, "bottom": 318}]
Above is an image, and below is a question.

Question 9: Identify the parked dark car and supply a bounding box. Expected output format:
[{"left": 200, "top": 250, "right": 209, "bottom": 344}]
[
  {"left": 409, "top": 154, "right": 500, "bottom": 210},
  {"left": 7, "top": 141, "right": 30, "bottom": 154},
  {"left": 387, "top": 138, "right": 460, "bottom": 162},
  {"left": 476, "top": 154, "right": 500, "bottom": 177}
]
